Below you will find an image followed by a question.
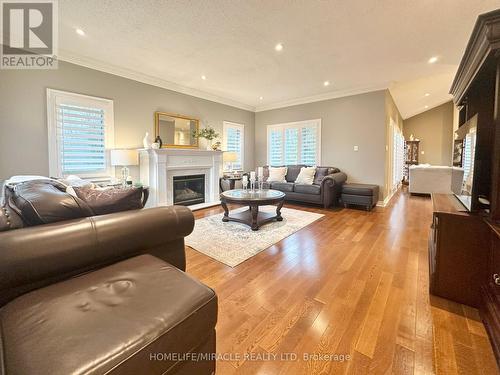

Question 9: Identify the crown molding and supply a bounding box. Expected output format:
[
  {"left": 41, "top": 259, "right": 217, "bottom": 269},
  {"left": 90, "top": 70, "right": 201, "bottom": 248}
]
[
  {"left": 402, "top": 97, "right": 453, "bottom": 120},
  {"left": 58, "top": 50, "right": 395, "bottom": 115},
  {"left": 58, "top": 49, "right": 256, "bottom": 112},
  {"left": 254, "top": 83, "right": 390, "bottom": 112},
  {"left": 449, "top": 9, "right": 500, "bottom": 104}
]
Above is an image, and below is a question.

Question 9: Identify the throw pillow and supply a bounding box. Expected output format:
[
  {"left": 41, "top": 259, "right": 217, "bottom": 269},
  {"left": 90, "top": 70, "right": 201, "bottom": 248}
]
[
  {"left": 74, "top": 186, "right": 144, "bottom": 215},
  {"left": 267, "top": 167, "right": 288, "bottom": 182},
  {"left": 295, "top": 166, "right": 317, "bottom": 185}
]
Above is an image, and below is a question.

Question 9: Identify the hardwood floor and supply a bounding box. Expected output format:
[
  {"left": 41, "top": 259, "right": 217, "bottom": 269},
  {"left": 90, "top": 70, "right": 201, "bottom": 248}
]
[{"left": 186, "top": 189, "right": 499, "bottom": 374}]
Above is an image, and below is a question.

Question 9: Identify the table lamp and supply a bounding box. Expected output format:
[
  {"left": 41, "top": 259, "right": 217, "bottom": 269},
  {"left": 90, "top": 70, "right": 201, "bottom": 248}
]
[
  {"left": 110, "top": 149, "right": 139, "bottom": 186},
  {"left": 223, "top": 151, "right": 238, "bottom": 174}
]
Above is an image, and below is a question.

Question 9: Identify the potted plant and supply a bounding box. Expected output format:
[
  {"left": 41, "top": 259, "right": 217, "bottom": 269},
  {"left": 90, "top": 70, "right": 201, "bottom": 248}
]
[{"left": 192, "top": 126, "right": 220, "bottom": 150}]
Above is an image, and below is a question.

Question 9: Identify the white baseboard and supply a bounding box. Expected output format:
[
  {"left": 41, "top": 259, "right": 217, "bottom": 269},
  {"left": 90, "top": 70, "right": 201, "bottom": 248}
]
[
  {"left": 376, "top": 187, "right": 399, "bottom": 207},
  {"left": 188, "top": 200, "right": 221, "bottom": 211}
]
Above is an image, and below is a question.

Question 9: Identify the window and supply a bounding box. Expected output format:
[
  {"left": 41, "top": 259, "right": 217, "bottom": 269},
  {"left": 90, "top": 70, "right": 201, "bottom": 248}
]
[
  {"left": 462, "top": 130, "right": 476, "bottom": 193},
  {"left": 267, "top": 119, "right": 321, "bottom": 166},
  {"left": 392, "top": 124, "right": 404, "bottom": 189},
  {"left": 47, "top": 89, "right": 114, "bottom": 178},
  {"left": 223, "top": 121, "right": 244, "bottom": 171}
]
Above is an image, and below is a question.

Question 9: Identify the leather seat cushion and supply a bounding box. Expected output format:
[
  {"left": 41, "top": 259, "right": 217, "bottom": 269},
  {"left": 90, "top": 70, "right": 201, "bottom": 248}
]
[
  {"left": 294, "top": 184, "right": 321, "bottom": 195},
  {"left": 271, "top": 182, "right": 295, "bottom": 192},
  {"left": 0, "top": 254, "right": 217, "bottom": 375},
  {"left": 342, "top": 183, "right": 379, "bottom": 196}
]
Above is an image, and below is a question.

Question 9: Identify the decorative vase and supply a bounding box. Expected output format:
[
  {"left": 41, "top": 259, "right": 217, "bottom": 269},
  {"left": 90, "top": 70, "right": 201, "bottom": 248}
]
[
  {"left": 154, "top": 135, "right": 163, "bottom": 148},
  {"left": 206, "top": 139, "right": 213, "bottom": 151},
  {"left": 143, "top": 132, "right": 152, "bottom": 149}
]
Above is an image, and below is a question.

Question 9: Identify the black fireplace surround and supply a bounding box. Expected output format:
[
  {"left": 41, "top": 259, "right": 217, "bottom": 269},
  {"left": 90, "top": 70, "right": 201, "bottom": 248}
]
[{"left": 173, "top": 175, "right": 205, "bottom": 206}]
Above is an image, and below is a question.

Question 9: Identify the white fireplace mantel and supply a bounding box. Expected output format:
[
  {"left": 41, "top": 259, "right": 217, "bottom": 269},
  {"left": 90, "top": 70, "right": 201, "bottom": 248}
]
[{"left": 139, "top": 148, "right": 223, "bottom": 209}]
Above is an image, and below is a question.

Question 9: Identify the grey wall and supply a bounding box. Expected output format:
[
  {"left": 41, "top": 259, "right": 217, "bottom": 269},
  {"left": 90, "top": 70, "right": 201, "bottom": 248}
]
[
  {"left": 0, "top": 61, "right": 255, "bottom": 181},
  {"left": 255, "top": 90, "right": 387, "bottom": 199},
  {"left": 403, "top": 101, "right": 454, "bottom": 166}
]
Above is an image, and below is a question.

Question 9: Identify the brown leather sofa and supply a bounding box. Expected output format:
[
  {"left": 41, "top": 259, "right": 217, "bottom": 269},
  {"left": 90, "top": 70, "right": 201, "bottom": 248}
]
[
  {"left": 0, "top": 181, "right": 217, "bottom": 375},
  {"left": 259, "top": 165, "right": 347, "bottom": 208}
]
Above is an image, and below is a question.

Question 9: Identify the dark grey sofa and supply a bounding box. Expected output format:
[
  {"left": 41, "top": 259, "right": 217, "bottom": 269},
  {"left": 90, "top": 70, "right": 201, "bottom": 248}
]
[{"left": 259, "top": 165, "right": 347, "bottom": 208}]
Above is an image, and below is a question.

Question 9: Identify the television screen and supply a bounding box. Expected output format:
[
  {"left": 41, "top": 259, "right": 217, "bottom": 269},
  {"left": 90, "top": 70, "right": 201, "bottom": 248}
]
[{"left": 453, "top": 115, "right": 477, "bottom": 211}]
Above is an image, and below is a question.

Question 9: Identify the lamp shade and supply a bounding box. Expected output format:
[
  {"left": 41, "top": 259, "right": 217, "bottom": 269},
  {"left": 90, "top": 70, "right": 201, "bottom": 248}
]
[
  {"left": 110, "top": 149, "right": 139, "bottom": 166},
  {"left": 223, "top": 151, "right": 238, "bottom": 162}
]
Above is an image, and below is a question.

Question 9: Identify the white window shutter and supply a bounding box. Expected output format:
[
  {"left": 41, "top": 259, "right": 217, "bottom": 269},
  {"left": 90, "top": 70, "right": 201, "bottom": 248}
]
[
  {"left": 300, "top": 125, "right": 317, "bottom": 165},
  {"left": 269, "top": 128, "right": 283, "bottom": 166},
  {"left": 57, "top": 104, "right": 107, "bottom": 174},
  {"left": 223, "top": 121, "right": 245, "bottom": 171},
  {"left": 284, "top": 128, "right": 299, "bottom": 165},
  {"left": 47, "top": 89, "right": 114, "bottom": 178},
  {"left": 267, "top": 119, "right": 321, "bottom": 166}
]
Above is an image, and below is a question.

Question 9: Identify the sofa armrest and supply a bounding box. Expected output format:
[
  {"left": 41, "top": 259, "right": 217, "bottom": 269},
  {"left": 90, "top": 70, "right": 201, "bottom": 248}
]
[
  {"left": 0, "top": 206, "right": 194, "bottom": 306},
  {"left": 321, "top": 172, "right": 347, "bottom": 187},
  {"left": 321, "top": 172, "right": 347, "bottom": 207}
]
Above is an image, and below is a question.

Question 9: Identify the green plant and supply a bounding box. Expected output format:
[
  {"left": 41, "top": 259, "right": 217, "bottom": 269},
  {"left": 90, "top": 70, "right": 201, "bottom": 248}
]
[{"left": 192, "top": 126, "right": 219, "bottom": 141}]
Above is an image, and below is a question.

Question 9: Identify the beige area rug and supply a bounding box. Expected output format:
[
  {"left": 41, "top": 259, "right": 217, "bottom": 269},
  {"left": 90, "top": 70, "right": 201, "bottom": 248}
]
[{"left": 185, "top": 206, "right": 324, "bottom": 267}]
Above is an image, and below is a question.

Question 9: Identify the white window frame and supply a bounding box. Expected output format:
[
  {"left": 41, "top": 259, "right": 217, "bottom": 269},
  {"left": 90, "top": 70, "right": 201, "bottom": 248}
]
[
  {"left": 266, "top": 119, "right": 322, "bottom": 166},
  {"left": 222, "top": 121, "right": 245, "bottom": 171},
  {"left": 47, "top": 89, "right": 115, "bottom": 179}
]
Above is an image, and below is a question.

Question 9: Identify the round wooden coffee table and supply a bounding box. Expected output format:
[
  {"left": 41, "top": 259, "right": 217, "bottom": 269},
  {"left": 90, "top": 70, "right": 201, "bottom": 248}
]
[{"left": 220, "top": 189, "right": 285, "bottom": 231}]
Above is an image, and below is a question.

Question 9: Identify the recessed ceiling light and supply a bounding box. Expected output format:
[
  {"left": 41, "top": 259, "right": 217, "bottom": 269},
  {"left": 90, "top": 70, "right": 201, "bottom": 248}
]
[
  {"left": 75, "top": 28, "right": 85, "bottom": 36},
  {"left": 424, "top": 105, "right": 429, "bottom": 109},
  {"left": 428, "top": 56, "right": 438, "bottom": 64},
  {"left": 424, "top": 93, "right": 430, "bottom": 97},
  {"left": 323, "top": 81, "right": 330, "bottom": 87},
  {"left": 259, "top": 96, "right": 263, "bottom": 100},
  {"left": 275, "top": 43, "right": 283, "bottom": 52},
  {"left": 201, "top": 75, "right": 206, "bottom": 80}
]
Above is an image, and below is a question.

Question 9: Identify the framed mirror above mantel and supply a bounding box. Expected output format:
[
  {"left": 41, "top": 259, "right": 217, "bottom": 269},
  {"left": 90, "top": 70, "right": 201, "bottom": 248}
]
[{"left": 154, "top": 111, "right": 199, "bottom": 149}]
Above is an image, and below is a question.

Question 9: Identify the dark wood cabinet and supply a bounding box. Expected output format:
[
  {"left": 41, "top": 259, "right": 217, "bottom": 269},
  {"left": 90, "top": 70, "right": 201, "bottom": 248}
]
[
  {"left": 482, "top": 222, "right": 500, "bottom": 363},
  {"left": 429, "top": 194, "right": 489, "bottom": 307},
  {"left": 446, "top": 9, "right": 500, "bottom": 365}
]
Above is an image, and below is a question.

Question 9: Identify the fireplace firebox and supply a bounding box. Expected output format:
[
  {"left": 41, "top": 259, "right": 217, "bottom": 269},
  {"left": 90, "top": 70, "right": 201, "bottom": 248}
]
[{"left": 173, "top": 174, "right": 205, "bottom": 206}]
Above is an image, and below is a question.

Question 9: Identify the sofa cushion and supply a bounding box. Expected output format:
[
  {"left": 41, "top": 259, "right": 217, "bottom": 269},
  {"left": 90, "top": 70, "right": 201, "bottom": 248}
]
[
  {"left": 8, "top": 179, "right": 94, "bottom": 226},
  {"left": 294, "top": 184, "right": 321, "bottom": 195},
  {"left": 0, "top": 254, "right": 217, "bottom": 375},
  {"left": 313, "top": 167, "right": 330, "bottom": 185},
  {"left": 295, "top": 166, "right": 316, "bottom": 185},
  {"left": 256, "top": 166, "right": 269, "bottom": 182},
  {"left": 285, "top": 165, "right": 306, "bottom": 182},
  {"left": 313, "top": 167, "right": 341, "bottom": 185},
  {"left": 271, "top": 182, "right": 295, "bottom": 192},
  {"left": 342, "top": 183, "right": 379, "bottom": 196},
  {"left": 260, "top": 166, "right": 270, "bottom": 182},
  {"left": 74, "top": 186, "right": 145, "bottom": 215},
  {"left": 267, "top": 167, "right": 288, "bottom": 182}
]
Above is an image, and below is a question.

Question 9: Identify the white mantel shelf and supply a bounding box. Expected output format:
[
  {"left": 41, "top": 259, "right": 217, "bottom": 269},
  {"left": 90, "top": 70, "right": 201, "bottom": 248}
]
[{"left": 139, "top": 148, "right": 223, "bottom": 208}]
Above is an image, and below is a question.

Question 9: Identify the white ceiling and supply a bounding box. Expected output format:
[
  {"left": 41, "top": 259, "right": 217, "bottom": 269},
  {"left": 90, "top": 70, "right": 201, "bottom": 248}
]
[{"left": 58, "top": 0, "right": 500, "bottom": 118}]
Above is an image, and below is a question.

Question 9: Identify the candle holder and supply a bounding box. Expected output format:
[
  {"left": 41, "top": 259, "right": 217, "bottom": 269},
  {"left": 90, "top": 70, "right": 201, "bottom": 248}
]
[
  {"left": 250, "top": 178, "right": 256, "bottom": 192},
  {"left": 242, "top": 179, "right": 248, "bottom": 190},
  {"left": 258, "top": 175, "right": 264, "bottom": 190}
]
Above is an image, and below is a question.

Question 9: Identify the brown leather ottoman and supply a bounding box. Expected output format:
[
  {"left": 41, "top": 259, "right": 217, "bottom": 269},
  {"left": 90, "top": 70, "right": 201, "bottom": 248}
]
[{"left": 0, "top": 255, "right": 217, "bottom": 375}]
